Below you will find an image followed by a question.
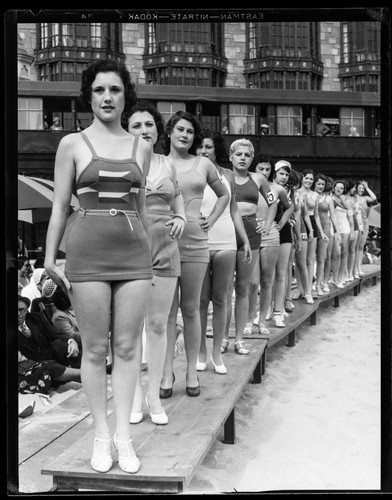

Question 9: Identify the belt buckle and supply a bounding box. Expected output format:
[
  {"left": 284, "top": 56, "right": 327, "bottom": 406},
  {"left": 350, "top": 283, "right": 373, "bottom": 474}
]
[{"left": 109, "top": 208, "right": 117, "bottom": 216}]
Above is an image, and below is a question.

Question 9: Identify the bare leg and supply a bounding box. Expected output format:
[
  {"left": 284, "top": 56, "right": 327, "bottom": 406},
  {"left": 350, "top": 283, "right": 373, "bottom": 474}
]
[
  {"left": 145, "top": 276, "right": 178, "bottom": 413},
  {"left": 179, "top": 262, "right": 208, "bottom": 389},
  {"left": 338, "top": 233, "right": 350, "bottom": 284},
  {"left": 258, "top": 246, "right": 279, "bottom": 329},
  {"left": 209, "top": 250, "right": 236, "bottom": 365},
  {"left": 324, "top": 235, "right": 334, "bottom": 285},
  {"left": 273, "top": 243, "right": 292, "bottom": 314},
  {"left": 347, "top": 230, "right": 359, "bottom": 279},
  {"left": 234, "top": 249, "right": 258, "bottom": 343},
  {"left": 331, "top": 235, "right": 342, "bottom": 283},
  {"left": 294, "top": 238, "right": 309, "bottom": 297},
  {"left": 247, "top": 257, "right": 260, "bottom": 324},
  {"left": 161, "top": 282, "right": 179, "bottom": 390},
  {"left": 285, "top": 246, "right": 296, "bottom": 304},
  {"left": 199, "top": 260, "right": 212, "bottom": 364},
  {"left": 110, "top": 279, "right": 152, "bottom": 441},
  {"left": 315, "top": 237, "right": 328, "bottom": 290},
  {"left": 69, "top": 282, "right": 112, "bottom": 440},
  {"left": 305, "top": 237, "right": 317, "bottom": 296}
]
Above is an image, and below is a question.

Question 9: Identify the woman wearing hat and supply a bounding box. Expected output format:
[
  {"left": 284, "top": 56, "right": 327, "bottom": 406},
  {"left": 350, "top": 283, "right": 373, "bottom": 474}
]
[
  {"left": 21, "top": 268, "right": 48, "bottom": 309},
  {"left": 269, "top": 160, "right": 295, "bottom": 327}
]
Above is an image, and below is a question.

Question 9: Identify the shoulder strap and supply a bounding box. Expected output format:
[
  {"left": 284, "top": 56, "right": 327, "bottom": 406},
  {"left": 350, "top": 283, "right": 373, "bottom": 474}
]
[
  {"left": 131, "top": 135, "right": 139, "bottom": 163},
  {"left": 80, "top": 132, "right": 97, "bottom": 158},
  {"left": 193, "top": 155, "right": 202, "bottom": 169}
]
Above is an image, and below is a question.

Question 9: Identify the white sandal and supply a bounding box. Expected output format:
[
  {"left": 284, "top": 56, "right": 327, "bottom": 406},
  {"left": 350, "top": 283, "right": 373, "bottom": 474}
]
[
  {"left": 243, "top": 322, "right": 253, "bottom": 335},
  {"left": 234, "top": 341, "right": 249, "bottom": 355}
]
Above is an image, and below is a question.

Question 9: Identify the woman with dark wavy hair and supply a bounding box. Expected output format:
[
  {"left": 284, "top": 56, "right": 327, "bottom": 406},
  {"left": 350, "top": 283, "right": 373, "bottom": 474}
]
[
  {"left": 127, "top": 101, "right": 186, "bottom": 425},
  {"left": 159, "top": 111, "right": 230, "bottom": 398},
  {"left": 45, "top": 59, "right": 153, "bottom": 474}
]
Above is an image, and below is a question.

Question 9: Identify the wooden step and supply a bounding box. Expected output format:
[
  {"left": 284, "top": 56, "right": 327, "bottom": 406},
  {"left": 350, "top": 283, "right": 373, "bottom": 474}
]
[{"left": 41, "top": 337, "right": 268, "bottom": 493}]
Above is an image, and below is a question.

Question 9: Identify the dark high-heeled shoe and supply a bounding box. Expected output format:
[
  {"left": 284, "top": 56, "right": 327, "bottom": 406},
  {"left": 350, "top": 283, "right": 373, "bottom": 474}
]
[
  {"left": 159, "top": 373, "right": 175, "bottom": 399},
  {"left": 186, "top": 377, "right": 200, "bottom": 397}
]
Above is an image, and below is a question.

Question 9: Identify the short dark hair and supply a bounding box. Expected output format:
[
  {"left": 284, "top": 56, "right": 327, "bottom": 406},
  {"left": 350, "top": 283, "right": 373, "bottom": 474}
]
[
  {"left": 126, "top": 100, "right": 166, "bottom": 137},
  {"left": 200, "top": 129, "right": 227, "bottom": 164},
  {"left": 164, "top": 110, "right": 203, "bottom": 155},
  {"left": 80, "top": 59, "right": 137, "bottom": 114},
  {"left": 18, "top": 295, "right": 30, "bottom": 309},
  {"left": 314, "top": 173, "right": 329, "bottom": 190}
]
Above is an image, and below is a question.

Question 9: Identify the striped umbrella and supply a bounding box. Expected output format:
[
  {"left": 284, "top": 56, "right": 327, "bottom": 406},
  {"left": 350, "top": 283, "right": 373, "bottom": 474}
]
[{"left": 18, "top": 175, "right": 79, "bottom": 223}]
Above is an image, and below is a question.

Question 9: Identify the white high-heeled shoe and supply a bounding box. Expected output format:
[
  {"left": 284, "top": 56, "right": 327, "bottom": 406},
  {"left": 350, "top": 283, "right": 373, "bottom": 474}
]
[
  {"left": 129, "top": 411, "right": 144, "bottom": 424},
  {"left": 273, "top": 313, "right": 285, "bottom": 328},
  {"left": 145, "top": 393, "right": 168, "bottom": 425},
  {"left": 90, "top": 437, "right": 113, "bottom": 473},
  {"left": 210, "top": 355, "right": 227, "bottom": 374},
  {"left": 113, "top": 433, "right": 141, "bottom": 474},
  {"left": 196, "top": 357, "right": 207, "bottom": 371}
]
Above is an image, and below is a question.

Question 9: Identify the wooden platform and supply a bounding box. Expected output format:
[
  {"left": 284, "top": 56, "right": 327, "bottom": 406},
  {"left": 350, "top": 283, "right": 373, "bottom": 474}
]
[
  {"left": 21, "top": 264, "right": 380, "bottom": 493},
  {"left": 40, "top": 338, "right": 268, "bottom": 493},
  {"left": 220, "top": 264, "right": 381, "bottom": 363}
]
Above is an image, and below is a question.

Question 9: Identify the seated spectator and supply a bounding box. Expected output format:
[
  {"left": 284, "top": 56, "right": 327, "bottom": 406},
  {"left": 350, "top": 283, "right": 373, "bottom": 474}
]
[
  {"left": 21, "top": 268, "right": 48, "bottom": 308},
  {"left": 51, "top": 288, "right": 82, "bottom": 348},
  {"left": 31, "top": 278, "right": 58, "bottom": 324},
  {"left": 18, "top": 257, "right": 32, "bottom": 293},
  {"left": 18, "top": 350, "right": 53, "bottom": 395},
  {"left": 17, "top": 296, "right": 81, "bottom": 382}
]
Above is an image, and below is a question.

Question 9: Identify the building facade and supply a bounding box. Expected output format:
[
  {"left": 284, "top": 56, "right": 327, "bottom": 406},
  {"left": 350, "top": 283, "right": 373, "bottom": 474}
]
[{"left": 16, "top": 20, "right": 382, "bottom": 250}]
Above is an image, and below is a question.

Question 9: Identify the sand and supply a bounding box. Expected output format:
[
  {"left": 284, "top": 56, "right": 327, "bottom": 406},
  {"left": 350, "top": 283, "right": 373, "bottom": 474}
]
[{"left": 184, "top": 279, "right": 381, "bottom": 493}]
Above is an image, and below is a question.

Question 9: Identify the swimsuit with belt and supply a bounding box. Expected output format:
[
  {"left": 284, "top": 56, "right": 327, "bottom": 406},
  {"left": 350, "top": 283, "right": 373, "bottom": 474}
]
[{"left": 64, "top": 133, "right": 153, "bottom": 282}]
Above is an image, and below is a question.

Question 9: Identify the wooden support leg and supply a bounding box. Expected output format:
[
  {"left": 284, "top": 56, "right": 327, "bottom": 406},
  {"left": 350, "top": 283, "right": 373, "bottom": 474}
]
[
  {"left": 372, "top": 276, "right": 377, "bottom": 285},
  {"left": 288, "top": 329, "right": 296, "bottom": 347},
  {"left": 334, "top": 296, "right": 340, "bottom": 308},
  {"left": 261, "top": 349, "right": 266, "bottom": 375},
  {"left": 310, "top": 310, "right": 317, "bottom": 326},
  {"left": 252, "top": 358, "right": 262, "bottom": 384},
  {"left": 223, "top": 408, "right": 235, "bottom": 444},
  {"left": 353, "top": 284, "right": 359, "bottom": 296}
]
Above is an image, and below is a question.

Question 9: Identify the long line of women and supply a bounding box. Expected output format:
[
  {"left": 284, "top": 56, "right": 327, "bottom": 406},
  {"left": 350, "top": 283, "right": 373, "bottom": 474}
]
[{"left": 44, "top": 59, "right": 378, "bottom": 475}]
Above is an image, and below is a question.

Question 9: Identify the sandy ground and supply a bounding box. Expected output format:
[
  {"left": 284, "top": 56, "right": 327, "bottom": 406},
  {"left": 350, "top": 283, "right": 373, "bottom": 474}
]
[{"left": 184, "top": 280, "right": 381, "bottom": 494}]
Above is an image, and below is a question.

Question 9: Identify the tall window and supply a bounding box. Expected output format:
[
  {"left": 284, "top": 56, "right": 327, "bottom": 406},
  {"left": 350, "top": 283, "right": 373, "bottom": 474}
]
[
  {"left": 245, "top": 22, "right": 323, "bottom": 90},
  {"left": 143, "top": 23, "right": 227, "bottom": 87},
  {"left": 339, "top": 22, "right": 381, "bottom": 92},
  {"left": 157, "top": 101, "right": 186, "bottom": 123},
  {"left": 221, "top": 104, "right": 256, "bottom": 135},
  {"left": 276, "top": 106, "right": 303, "bottom": 135},
  {"left": 36, "top": 23, "right": 124, "bottom": 81},
  {"left": 340, "top": 107, "right": 364, "bottom": 136},
  {"left": 18, "top": 97, "right": 43, "bottom": 130}
]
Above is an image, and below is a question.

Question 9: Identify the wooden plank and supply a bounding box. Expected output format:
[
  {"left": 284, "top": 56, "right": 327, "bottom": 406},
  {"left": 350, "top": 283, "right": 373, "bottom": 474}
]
[{"left": 42, "top": 338, "right": 268, "bottom": 492}]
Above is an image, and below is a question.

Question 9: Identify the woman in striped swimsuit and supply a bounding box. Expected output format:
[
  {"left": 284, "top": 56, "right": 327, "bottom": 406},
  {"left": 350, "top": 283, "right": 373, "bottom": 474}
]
[{"left": 45, "top": 59, "right": 153, "bottom": 474}]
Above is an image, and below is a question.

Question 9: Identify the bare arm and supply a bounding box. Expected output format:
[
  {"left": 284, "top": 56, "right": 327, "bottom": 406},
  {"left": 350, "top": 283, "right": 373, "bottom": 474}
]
[
  {"left": 313, "top": 195, "right": 327, "bottom": 241},
  {"left": 199, "top": 158, "right": 230, "bottom": 231},
  {"left": 228, "top": 173, "right": 251, "bottom": 262},
  {"left": 136, "top": 139, "right": 152, "bottom": 232},
  {"left": 44, "top": 135, "right": 76, "bottom": 292}
]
